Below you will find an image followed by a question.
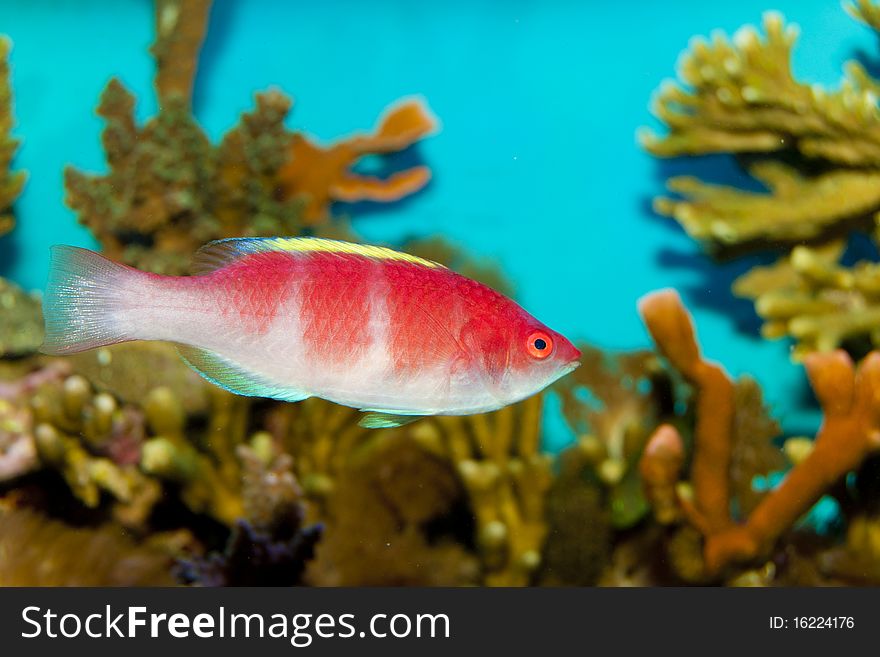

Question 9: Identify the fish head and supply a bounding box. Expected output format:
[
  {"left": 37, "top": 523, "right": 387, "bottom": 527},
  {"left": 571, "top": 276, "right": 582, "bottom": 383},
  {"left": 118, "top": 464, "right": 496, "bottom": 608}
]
[
  {"left": 462, "top": 308, "right": 581, "bottom": 407},
  {"left": 504, "top": 320, "right": 581, "bottom": 399}
]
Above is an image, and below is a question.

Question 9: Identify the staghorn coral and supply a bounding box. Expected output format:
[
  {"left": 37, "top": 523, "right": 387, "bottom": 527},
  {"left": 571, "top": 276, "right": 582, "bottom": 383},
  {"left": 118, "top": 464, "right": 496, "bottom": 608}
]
[
  {"left": 140, "top": 386, "right": 245, "bottom": 525},
  {"left": 0, "top": 507, "right": 175, "bottom": 586},
  {"left": 638, "top": 289, "right": 880, "bottom": 579},
  {"left": 0, "top": 36, "right": 25, "bottom": 239},
  {"left": 65, "top": 0, "right": 435, "bottom": 275}
]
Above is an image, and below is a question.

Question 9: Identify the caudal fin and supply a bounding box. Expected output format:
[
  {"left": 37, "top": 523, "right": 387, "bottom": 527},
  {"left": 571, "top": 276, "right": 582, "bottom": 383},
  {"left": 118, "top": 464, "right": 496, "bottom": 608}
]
[{"left": 41, "top": 245, "right": 133, "bottom": 355}]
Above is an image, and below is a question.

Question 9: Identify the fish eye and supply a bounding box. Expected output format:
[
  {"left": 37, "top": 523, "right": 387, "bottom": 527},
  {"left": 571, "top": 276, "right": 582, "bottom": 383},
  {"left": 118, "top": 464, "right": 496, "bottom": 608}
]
[{"left": 527, "top": 330, "right": 553, "bottom": 359}]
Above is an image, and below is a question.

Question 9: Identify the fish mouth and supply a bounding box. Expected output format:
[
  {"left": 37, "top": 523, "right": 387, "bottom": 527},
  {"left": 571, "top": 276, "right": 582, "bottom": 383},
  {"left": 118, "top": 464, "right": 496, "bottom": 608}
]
[{"left": 562, "top": 360, "right": 581, "bottom": 376}]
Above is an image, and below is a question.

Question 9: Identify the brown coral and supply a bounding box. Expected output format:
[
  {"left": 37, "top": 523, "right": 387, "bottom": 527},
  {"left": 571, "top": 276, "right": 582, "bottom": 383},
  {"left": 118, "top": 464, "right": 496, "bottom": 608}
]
[
  {"left": 0, "top": 507, "right": 175, "bottom": 586},
  {"left": 306, "top": 431, "right": 478, "bottom": 586},
  {"left": 65, "top": 0, "right": 436, "bottom": 275},
  {"left": 0, "top": 37, "right": 25, "bottom": 238}
]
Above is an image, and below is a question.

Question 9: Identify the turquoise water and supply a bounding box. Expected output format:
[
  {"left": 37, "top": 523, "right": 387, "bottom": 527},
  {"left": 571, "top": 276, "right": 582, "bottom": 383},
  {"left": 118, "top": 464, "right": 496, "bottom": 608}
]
[{"left": 0, "top": 0, "right": 873, "bottom": 448}]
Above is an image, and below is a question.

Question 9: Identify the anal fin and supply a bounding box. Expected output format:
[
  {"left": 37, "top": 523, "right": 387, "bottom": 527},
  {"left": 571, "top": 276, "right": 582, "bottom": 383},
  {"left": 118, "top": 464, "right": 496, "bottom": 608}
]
[{"left": 176, "top": 344, "right": 309, "bottom": 403}]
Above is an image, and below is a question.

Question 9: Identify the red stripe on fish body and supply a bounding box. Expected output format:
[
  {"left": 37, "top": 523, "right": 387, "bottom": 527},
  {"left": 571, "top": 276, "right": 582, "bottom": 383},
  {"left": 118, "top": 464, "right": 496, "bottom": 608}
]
[
  {"left": 203, "top": 250, "right": 388, "bottom": 367},
  {"left": 205, "top": 251, "right": 298, "bottom": 335},
  {"left": 207, "top": 252, "right": 518, "bottom": 375},
  {"left": 196, "top": 250, "right": 514, "bottom": 386},
  {"left": 381, "top": 260, "right": 512, "bottom": 376}
]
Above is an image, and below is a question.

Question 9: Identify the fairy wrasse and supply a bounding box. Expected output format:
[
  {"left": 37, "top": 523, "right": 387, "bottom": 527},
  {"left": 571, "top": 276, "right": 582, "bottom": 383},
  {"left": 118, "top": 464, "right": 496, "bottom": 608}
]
[{"left": 40, "top": 237, "right": 581, "bottom": 428}]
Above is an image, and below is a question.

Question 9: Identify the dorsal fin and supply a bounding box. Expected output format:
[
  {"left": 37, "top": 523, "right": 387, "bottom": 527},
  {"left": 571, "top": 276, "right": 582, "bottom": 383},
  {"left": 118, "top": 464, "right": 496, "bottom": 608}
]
[{"left": 191, "top": 237, "right": 444, "bottom": 275}]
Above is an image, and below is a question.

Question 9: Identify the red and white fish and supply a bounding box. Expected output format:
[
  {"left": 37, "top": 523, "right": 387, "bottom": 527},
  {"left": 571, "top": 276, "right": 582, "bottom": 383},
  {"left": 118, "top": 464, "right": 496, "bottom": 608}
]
[{"left": 41, "top": 238, "right": 581, "bottom": 427}]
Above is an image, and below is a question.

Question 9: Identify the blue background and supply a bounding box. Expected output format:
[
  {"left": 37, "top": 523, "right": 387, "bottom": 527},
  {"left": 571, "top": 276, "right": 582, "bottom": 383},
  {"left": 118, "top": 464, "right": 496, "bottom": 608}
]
[{"left": 0, "top": 0, "right": 872, "bottom": 448}]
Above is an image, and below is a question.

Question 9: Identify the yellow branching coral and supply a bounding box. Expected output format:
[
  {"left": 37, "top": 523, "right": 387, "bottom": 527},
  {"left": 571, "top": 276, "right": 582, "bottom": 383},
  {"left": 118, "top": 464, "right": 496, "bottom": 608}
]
[
  {"left": 654, "top": 165, "right": 880, "bottom": 249},
  {"left": 423, "top": 397, "right": 552, "bottom": 586},
  {"left": 732, "top": 240, "right": 880, "bottom": 358},
  {"left": 642, "top": 9, "right": 880, "bottom": 250},
  {"left": 29, "top": 373, "right": 161, "bottom": 526},
  {"left": 644, "top": 1, "right": 880, "bottom": 360}
]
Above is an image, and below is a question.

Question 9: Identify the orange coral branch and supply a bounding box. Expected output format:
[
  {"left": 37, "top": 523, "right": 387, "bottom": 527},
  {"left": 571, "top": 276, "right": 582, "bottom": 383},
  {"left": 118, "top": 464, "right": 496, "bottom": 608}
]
[
  {"left": 703, "top": 351, "right": 880, "bottom": 572},
  {"left": 638, "top": 288, "right": 880, "bottom": 576},
  {"left": 639, "top": 424, "right": 685, "bottom": 525},
  {"left": 278, "top": 99, "right": 437, "bottom": 223},
  {"left": 639, "top": 289, "right": 735, "bottom": 533}
]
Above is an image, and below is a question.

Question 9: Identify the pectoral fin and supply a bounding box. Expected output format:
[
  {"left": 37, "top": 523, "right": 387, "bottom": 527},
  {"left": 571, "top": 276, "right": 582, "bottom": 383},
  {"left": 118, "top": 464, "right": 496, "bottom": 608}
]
[{"left": 176, "top": 344, "right": 310, "bottom": 403}]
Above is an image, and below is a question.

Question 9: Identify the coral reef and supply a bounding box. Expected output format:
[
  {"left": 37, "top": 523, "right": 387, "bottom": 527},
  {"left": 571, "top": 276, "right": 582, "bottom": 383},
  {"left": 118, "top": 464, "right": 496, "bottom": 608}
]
[
  {"left": 177, "top": 443, "right": 322, "bottom": 586},
  {"left": 0, "top": 506, "right": 175, "bottom": 586},
  {"left": 306, "top": 431, "right": 479, "bottom": 586},
  {"left": 0, "top": 36, "right": 25, "bottom": 239},
  {"left": 642, "top": 2, "right": 880, "bottom": 358},
  {"left": 638, "top": 289, "right": 880, "bottom": 580},
  {"left": 733, "top": 241, "right": 880, "bottom": 359},
  {"left": 554, "top": 345, "right": 678, "bottom": 528},
  {"left": 64, "top": 0, "right": 435, "bottom": 275},
  {"left": 429, "top": 397, "right": 552, "bottom": 586},
  {"left": 15, "top": 0, "right": 880, "bottom": 591},
  {"left": 0, "top": 277, "right": 43, "bottom": 358}
]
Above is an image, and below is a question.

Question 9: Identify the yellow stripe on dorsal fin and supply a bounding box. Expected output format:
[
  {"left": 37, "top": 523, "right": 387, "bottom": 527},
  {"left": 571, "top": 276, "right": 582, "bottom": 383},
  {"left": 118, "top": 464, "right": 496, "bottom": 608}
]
[{"left": 190, "top": 237, "right": 444, "bottom": 274}]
